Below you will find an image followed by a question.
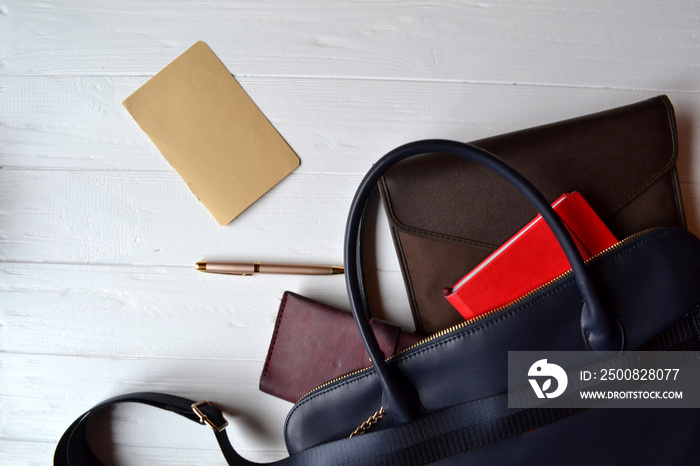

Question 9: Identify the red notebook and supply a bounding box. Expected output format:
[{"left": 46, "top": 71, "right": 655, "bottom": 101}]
[{"left": 444, "top": 192, "right": 617, "bottom": 320}]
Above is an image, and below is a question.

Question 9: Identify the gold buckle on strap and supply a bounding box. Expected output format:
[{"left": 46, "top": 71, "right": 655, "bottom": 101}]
[{"left": 191, "top": 401, "right": 229, "bottom": 433}]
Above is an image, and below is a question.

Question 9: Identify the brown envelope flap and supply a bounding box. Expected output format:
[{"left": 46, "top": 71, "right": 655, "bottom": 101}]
[{"left": 379, "top": 96, "right": 680, "bottom": 248}]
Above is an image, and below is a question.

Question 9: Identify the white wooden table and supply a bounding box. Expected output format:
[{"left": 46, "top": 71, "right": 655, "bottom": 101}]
[{"left": 2, "top": 1, "right": 699, "bottom": 464}]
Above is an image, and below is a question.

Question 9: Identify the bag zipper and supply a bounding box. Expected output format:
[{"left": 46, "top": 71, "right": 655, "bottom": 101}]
[{"left": 296, "top": 228, "right": 661, "bottom": 404}]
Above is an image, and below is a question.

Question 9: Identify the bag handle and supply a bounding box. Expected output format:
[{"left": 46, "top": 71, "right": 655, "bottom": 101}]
[{"left": 344, "top": 140, "right": 624, "bottom": 423}]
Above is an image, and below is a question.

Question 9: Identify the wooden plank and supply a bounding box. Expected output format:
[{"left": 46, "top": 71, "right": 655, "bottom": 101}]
[
  {"left": 1, "top": 1, "right": 699, "bottom": 91},
  {"left": 1, "top": 87, "right": 699, "bottom": 265},
  {"left": 0, "top": 439, "right": 260, "bottom": 466},
  {"left": 0, "top": 441, "right": 60, "bottom": 466},
  {"left": 0, "top": 170, "right": 352, "bottom": 265},
  {"left": 0, "top": 166, "right": 414, "bottom": 302},
  {"left": 1, "top": 261, "right": 414, "bottom": 356},
  {"left": 3, "top": 76, "right": 700, "bottom": 173}
]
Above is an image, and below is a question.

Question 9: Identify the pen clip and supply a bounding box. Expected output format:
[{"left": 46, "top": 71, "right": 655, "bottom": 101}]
[{"left": 196, "top": 262, "right": 258, "bottom": 275}]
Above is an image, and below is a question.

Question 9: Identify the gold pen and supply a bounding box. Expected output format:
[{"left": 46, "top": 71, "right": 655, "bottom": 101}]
[{"left": 195, "top": 261, "right": 344, "bottom": 276}]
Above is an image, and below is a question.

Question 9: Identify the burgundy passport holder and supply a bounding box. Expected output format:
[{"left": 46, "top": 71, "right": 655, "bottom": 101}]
[{"left": 260, "top": 291, "right": 422, "bottom": 403}]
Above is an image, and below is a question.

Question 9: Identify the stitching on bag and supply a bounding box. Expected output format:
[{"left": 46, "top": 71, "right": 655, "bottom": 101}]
[
  {"left": 688, "top": 304, "right": 700, "bottom": 337},
  {"left": 393, "top": 222, "right": 500, "bottom": 249},
  {"left": 610, "top": 99, "right": 677, "bottom": 215},
  {"left": 293, "top": 371, "right": 377, "bottom": 409},
  {"left": 380, "top": 178, "right": 499, "bottom": 249},
  {"left": 392, "top": 231, "right": 424, "bottom": 331},
  {"left": 262, "top": 293, "right": 289, "bottom": 377},
  {"left": 285, "top": 370, "right": 379, "bottom": 446},
  {"left": 609, "top": 158, "right": 675, "bottom": 214},
  {"left": 398, "top": 280, "right": 581, "bottom": 363},
  {"left": 593, "top": 228, "right": 675, "bottom": 267}
]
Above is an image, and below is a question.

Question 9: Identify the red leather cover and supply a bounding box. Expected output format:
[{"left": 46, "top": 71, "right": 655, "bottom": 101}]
[
  {"left": 259, "top": 292, "right": 422, "bottom": 403},
  {"left": 444, "top": 192, "right": 618, "bottom": 319}
]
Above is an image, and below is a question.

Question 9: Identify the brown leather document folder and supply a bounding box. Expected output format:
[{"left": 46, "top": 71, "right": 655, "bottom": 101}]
[{"left": 379, "top": 96, "right": 687, "bottom": 334}]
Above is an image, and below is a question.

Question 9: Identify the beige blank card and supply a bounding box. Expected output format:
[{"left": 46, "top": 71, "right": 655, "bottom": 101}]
[{"left": 123, "top": 41, "right": 300, "bottom": 225}]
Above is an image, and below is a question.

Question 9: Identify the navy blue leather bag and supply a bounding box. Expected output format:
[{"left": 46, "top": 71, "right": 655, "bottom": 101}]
[{"left": 56, "top": 141, "right": 700, "bottom": 465}]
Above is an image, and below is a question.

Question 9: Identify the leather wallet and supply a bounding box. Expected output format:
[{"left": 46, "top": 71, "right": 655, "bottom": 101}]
[
  {"left": 379, "top": 95, "right": 687, "bottom": 335},
  {"left": 259, "top": 291, "right": 422, "bottom": 403}
]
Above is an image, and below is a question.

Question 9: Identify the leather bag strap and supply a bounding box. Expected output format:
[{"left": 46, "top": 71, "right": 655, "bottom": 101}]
[
  {"left": 54, "top": 392, "right": 254, "bottom": 466},
  {"left": 344, "top": 140, "right": 624, "bottom": 423}
]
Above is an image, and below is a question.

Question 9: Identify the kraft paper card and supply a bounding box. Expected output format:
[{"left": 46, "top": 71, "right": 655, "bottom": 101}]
[{"left": 123, "top": 41, "right": 300, "bottom": 225}]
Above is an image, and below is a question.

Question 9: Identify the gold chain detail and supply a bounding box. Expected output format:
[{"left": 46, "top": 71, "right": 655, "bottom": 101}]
[{"left": 349, "top": 407, "right": 385, "bottom": 438}]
